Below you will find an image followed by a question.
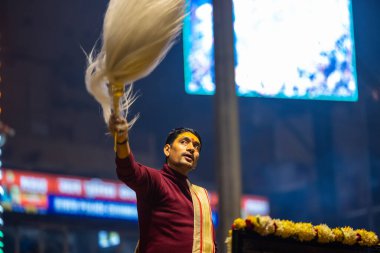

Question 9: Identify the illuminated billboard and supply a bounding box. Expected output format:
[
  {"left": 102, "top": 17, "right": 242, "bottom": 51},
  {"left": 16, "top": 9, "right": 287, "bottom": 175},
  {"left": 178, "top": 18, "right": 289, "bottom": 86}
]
[
  {"left": 1, "top": 169, "right": 138, "bottom": 221},
  {"left": 184, "top": 0, "right": 358, "bottom": 101},
  {"left": 1, "top": 169, "right": 269, "bottom": 223}
]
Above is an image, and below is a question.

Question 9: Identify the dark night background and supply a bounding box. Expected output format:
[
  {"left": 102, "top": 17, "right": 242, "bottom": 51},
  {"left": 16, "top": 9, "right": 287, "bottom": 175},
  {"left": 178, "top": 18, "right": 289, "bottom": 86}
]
[{"left": 1, "top": 0, "right": 380, "bottom": 251}]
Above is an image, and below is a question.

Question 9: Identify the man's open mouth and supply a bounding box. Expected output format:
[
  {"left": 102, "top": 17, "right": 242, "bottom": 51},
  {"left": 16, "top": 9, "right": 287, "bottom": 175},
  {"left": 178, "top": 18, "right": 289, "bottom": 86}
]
[{"left": 183, "top": 153, "right": 194, "bottom": 161}]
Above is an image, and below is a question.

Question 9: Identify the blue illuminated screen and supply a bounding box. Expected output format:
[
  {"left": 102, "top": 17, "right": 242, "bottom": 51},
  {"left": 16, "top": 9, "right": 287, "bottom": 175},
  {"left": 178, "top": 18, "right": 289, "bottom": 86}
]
[{"left": 183, "top": 0, "right": 358, "bottom": 101}]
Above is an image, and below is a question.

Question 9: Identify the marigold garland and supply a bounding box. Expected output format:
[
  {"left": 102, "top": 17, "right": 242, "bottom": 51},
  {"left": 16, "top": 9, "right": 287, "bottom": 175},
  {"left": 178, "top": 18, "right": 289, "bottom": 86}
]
[
  {"left": 314, "top": 224, "right": 335, "bottom": 243},
  {"left": 332, "top": 227, "right": 344, "bottom": 242},
  {"left": 356, "top": 229, "right": 379, "bottom": 247},
  {"left": 255, "top": 216, "right": 276, "bottom": 236},
  {"left": 274, "top": 219, "right": 296, "bottom": 239},
  {"left": 295, "top": 222, "right": 316, "bottom": 242},
  {"left": 341, "top": 226, "right": 357, "bottom": 245},
  {"left": 227, "top": 215, "right": 380, "bottom": 250},
  {"left": 232, "top": 218, "right": 246, "bottom": 230}
]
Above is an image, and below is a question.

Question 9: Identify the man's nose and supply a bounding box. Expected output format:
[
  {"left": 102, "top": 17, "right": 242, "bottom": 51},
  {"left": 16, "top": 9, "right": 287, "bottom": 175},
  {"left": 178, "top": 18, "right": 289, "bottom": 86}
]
[{"left": 187, "top": 143, "right": 195, "bottom": 152}]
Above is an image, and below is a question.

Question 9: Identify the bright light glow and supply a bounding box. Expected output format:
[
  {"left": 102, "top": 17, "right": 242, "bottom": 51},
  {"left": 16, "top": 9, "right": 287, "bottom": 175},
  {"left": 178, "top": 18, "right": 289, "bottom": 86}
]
[
  {"left": 98, "top": 231, "right": 120, "bottom": 248},
  {"left": 184, "top": 0, "right": 357, "bottom": 101},
  {"left": 241, "top": 198, "right": 270, "bottom": 217}
]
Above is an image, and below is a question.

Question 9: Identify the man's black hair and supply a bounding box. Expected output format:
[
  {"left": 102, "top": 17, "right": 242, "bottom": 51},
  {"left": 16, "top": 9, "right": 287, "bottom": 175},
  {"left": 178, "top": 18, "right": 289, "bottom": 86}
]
[{"left": 165, "top": 127, "right": 202, "bottom": 149}]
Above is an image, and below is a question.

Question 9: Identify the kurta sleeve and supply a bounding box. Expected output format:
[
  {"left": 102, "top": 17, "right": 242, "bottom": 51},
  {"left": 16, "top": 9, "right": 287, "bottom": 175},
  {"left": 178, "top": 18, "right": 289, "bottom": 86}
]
[{"left": 115, "top": 152, "right": 160, "bottom": 197}]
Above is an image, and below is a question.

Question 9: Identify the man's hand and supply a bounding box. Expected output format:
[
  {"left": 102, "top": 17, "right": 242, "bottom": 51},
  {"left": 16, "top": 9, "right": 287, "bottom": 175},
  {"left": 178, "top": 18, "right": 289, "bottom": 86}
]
[
  {"left": 108, "top": 114, "right": 129, "bottom": 143},
  {"left": 108, "top": 114, "right": 131, "bottom": 158}
]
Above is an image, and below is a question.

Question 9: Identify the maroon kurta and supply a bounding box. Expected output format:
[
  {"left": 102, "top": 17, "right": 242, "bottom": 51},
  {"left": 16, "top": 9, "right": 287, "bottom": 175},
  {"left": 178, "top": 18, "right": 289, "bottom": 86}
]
[{"left": 116, "top": 152, "right": 195, "bottom": 253}]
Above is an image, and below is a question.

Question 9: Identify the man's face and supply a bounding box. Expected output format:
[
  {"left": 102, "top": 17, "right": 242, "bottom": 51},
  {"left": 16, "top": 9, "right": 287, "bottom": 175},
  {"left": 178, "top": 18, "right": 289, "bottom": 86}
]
[{"left": 164, "top": 132, "right": 201, "bottom": 174}]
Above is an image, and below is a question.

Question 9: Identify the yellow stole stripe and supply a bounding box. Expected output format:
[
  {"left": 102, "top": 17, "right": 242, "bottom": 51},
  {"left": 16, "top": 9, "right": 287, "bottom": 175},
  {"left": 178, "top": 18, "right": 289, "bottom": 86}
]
[{"left": 190, "top": 184, "right": 215, "bottom": 253}]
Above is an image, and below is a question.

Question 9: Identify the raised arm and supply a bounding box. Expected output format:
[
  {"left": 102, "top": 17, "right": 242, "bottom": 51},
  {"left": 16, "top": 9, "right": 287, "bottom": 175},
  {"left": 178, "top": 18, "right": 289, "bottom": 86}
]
[
  {"left": 108, "top": 114, "right": 131, "bottom": 159},
  {"left": 108, "top": 114, "right": 160, "bottom": 196}
]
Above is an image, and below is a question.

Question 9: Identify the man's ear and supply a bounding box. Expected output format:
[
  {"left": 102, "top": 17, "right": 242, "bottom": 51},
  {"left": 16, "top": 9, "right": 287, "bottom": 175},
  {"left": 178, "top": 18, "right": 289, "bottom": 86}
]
[{"left": 163, "top": 144, "right": 171, "bottom": 157}]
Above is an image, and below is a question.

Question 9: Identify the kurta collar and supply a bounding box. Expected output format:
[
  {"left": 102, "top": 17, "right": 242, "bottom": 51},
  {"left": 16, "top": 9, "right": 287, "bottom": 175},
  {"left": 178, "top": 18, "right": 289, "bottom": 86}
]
[{"left": 162, "top": 163, "right": 189, "bottom": 183}]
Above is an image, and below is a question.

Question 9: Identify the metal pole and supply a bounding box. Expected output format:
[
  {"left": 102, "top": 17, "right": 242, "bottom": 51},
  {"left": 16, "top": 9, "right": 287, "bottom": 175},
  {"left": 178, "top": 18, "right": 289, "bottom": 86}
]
[{"left": 212, "top": 0, "right": 242, "bottom": 251}]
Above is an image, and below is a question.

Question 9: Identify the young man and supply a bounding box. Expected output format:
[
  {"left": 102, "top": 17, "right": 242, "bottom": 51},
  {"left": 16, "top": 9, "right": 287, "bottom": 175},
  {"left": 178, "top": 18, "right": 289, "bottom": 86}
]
[{"left": 109, "top": 116, "right": 216, "bottom": 253}]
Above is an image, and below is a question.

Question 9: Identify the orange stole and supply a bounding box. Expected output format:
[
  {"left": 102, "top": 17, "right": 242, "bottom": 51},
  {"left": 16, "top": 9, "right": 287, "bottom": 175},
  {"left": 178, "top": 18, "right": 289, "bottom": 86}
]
[{"left": 189, "top": 183, "right": 215, "bottom": 253}]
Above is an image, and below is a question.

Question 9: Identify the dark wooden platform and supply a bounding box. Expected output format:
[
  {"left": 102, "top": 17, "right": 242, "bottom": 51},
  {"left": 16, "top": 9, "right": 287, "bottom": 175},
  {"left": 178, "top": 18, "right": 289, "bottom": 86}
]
[{"left": 232, "top": 230, "right": 380, "bottom": 253}]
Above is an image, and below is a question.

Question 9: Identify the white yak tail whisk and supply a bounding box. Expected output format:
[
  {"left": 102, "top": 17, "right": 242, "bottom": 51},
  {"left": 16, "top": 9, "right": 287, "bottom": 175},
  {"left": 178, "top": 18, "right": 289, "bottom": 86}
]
[{"left": 85, "top": 0, "right": 185, "bottom": 149}]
